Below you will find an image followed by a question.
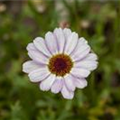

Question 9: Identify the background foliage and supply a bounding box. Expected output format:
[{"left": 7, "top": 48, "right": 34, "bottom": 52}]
[{"left": 0, "top": 0, "right": 120, "bottom": 120}]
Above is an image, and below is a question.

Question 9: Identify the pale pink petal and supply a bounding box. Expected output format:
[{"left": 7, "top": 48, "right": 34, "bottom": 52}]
[
  {"left": 71, "top": 68, "right": 90, "bottom": 78},
  {"left": 71, "top": 44, "right": 90, "bottom": 61},
  {"left": 28, "top": 67, "right": 50, "bottom": 82},
  {"left": 70, "top": 37, "right": 88, "bottom": 55},
  {"left": 51, "top": 77, "right": 63, "bottom": 94},
  {"left": 79, "top": 37, "right": 88, "bottom": 44},
  {"left": 28, "top": 50, "right": 48, "bottom": 64},
  {"left": 45, "top": 32, "right": 58, "bottom": 55},
  {"left": 71, "top": 37, "right": 90, "bottom": 61},
  {"left": 27, "top": 43, "right": 48, "bottom": 64},
  {"left": 74, "top": 78, "right": 87, "bottom": 89},
  {"left": 22, "top": 61, "right": 41, "bottom": 73},
  {"left": 63, "top": 28, "right": 71, "bottom": 40},
  {"left": 64, "top": 32, "right": 78, "bottom": 54},
  {"left": 74, "top": 61, "right": 98, "bottom": 71},
  {"left": 61, "top": 85, "right": 74, "bottom": 99},
  {"left": 33, "top": 37, "right": 51, "bottom": 57},
  {"left": 64, "top": 74, "right": 75, "bottom": 91},
  {"left": 53, "top": 28, "right": 65, "bottom": 53},
  {"left": 84, "top": 53, "right": 98, "bottom": 61},
  {"left": 40, "top": 74, "right": 56, "bottom": 91},
  {"left": 27, "top": 43, "right": 36, "bottom": 51}
]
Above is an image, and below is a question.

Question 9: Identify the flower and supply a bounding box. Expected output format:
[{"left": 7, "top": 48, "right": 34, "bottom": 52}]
[{"left": 23, "top": 28, "right": 98, "bottom": 99}]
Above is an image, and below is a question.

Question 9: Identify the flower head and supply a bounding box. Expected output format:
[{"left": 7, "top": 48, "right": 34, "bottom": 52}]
[{"left": 23, "top": 28, "right": 98, "bottom": 99}]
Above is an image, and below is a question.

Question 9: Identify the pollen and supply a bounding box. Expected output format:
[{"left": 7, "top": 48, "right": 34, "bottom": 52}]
[{"left": 48, "top": 54, "right": 74, "bottom": 77}]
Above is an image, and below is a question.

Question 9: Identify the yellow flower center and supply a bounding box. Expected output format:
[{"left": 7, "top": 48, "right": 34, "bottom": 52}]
[{"left": 48, "top": 54, "right": 73, "bottom": 77}]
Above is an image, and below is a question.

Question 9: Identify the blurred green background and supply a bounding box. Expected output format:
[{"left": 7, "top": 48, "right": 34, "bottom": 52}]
[{"left": 0, "top": 0, "right": 120, "bottom": 120}]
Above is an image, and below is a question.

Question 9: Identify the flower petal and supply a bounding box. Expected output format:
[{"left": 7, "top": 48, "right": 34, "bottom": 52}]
[
  {"left": 28, "top": 50, "right": 48, "bottom": 64},
  {"left": 51, "top": 77, "right": 63, "bottom": 94},
  {"left": 28, "top": 67, "right": 50, "bottom": 82},
  {"left": 71, "top": 44, "right": 90, "bottom": 61},
  {"left": 84, "top": 53, "right": 98, "bottom": 61},
  {"left": 40, "top": 74, "right": 56, "bottom": 91},
  {"left": 53, "top": 28, "right": 65, "bottom": 53},
  {"left": 61, "top": 85, "right": 74, "bottom": 99},
  {"left": 45, "top": 32, "right": 58, "bottom": 55},
  {"left": 22, "top": 61, "right": 41, "bottom": 73},
  {"left": 27, "top": 42, "right": 49, "bottom": 64},
  {"left": 64, "top": 74, "right": 75, "bottom": 91},
  {"left": 71, "top": 68, "right": 90, "bottom": 78},
  {"left": 71, "top": 37, "right": 90, "bottom": 61},
  {"left": 64, "top": 32, "right": 78, "bottom": 54},
  {"left": 63, "top": 28, "right": 71, "bottom": 38},
  {"left": 79, "top": 37, "right": 88, "bottom": 44},
  {"left": 27, "top": 43, "right": 36, "bottom": 51},
  {"left": 71, "top": 37, "right": 88, "bottom": 55},
  {"left": 74, "top": 61, "right": 98, "bottom": 71},
  {"left": 74, "top": 78, "right": 87, "bottom": 89},
  {"left": 33, "top": 37, "right": 51, "bottom": 57}
]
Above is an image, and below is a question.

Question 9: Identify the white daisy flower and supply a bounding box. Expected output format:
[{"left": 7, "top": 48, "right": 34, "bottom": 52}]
[{"left": 23, "top": 28, "right": 98, "bottom": 99}]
